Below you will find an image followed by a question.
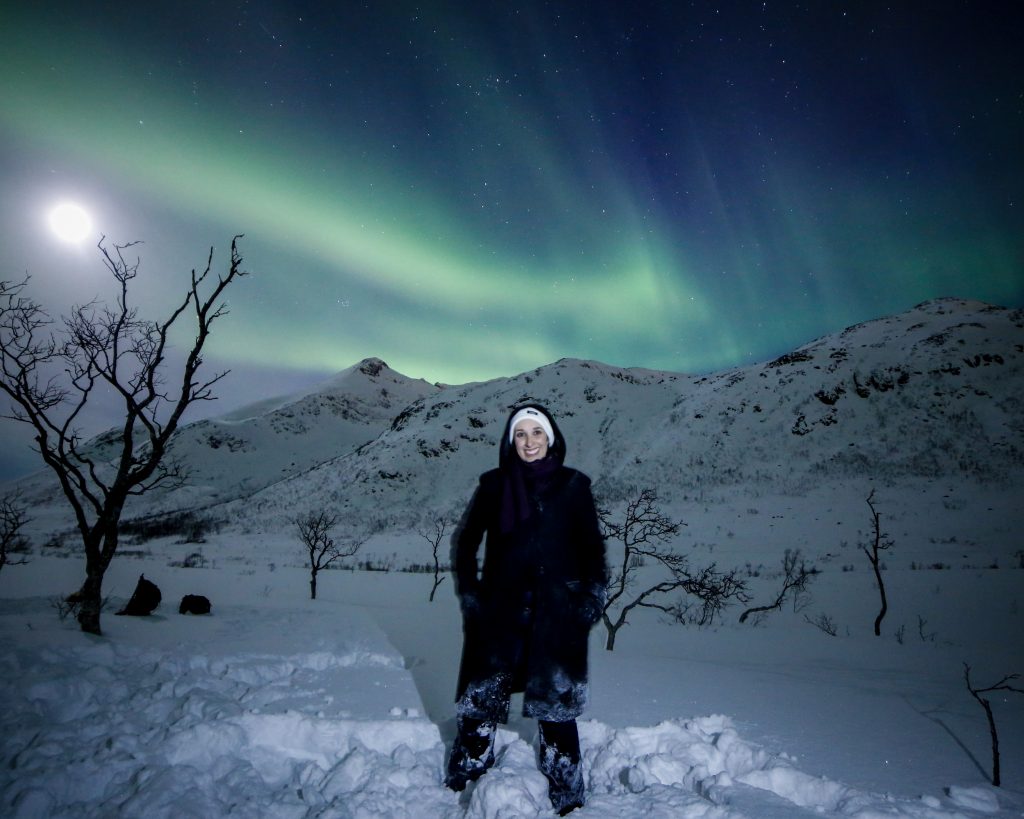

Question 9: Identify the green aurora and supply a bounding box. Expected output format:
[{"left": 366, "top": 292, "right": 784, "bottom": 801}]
[{"left": 1, "top": 3, "right": 1021, "bottom": 388}]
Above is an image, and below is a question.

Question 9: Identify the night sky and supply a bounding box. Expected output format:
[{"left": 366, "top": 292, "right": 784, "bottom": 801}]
[{"left": 1, "top": 1, "right": 1022, "bottom": 477}]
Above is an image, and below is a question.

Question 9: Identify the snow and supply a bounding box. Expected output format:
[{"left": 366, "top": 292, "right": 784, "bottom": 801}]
[
  {"left": 2, "top": 299, "right": 1022, "bottom": 816},
  {"left": 2, "top": 554, "right": 1021, "bottom": 818}
]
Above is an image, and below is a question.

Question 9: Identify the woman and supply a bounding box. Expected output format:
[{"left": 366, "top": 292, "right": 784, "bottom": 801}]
[{"left": 446, "top": 403, "right": 607, "bottom": 815}]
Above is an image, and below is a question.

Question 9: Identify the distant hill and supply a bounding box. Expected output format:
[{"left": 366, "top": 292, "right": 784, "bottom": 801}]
[{"left": 12, "top": 298, "right": 1024, "bottom": 537}]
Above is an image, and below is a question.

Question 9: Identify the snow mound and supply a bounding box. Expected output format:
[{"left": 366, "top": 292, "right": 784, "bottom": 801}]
[
  {"left": 576, "top": 717, "right": 997, "bottom": 819},
  {"left": 1, "top": 598, "right": 1013, "bottom": 818}
]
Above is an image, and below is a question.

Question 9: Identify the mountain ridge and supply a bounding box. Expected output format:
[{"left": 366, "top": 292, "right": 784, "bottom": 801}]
[
  {"left": 226, "top": 297, "right": 1022, "bottom": 533},
  {"left": 10, "top": 297, "right": 1023, "bottom": 537}
]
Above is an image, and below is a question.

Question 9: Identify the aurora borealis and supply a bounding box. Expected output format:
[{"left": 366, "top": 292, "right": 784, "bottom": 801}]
[{"left": 0, "top": 2, "right": 1022, "bottom": 477}]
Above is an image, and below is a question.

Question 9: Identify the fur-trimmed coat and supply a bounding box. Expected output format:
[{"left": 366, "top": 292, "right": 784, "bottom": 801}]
[{"left": 453, "top": 464, "right": 607, "bottom": 722}]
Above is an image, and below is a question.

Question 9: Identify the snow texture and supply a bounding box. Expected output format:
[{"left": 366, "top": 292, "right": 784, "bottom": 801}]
[
  {"left": 2, "top": 299, "right": 1022, "bottom": 817},
  {"left": 2, "top": 564, "right": 1021, "bottom": 818}
]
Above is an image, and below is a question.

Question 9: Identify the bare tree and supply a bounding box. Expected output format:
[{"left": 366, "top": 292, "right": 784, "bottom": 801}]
[
  {"left": 295, "top": 510, "right": 362, "bottom": 600},
  {"left": 416, "top": 513, "right": 450, "bottom": 602},
  {"left": 804, "top": 611, "right": 839, "bottom": 636},
  {"left": 665, "top": 562, "right": 750, "bottom": 627},
  {"left": 963, "top": 663, "right": 1023, "bottom": 787},
  {"left": 0, "top": 492, "right": 31, "bottom": 574},
  {"left": 598, "top": 487, "right": 748, "bottom": 650},
  {"left": 739, "top": 549, "right": 817, "bottom": 624},
  {"left": 0, "top": 237, "right": 247, "bottom": 634},
  {"left": 861, "top": 489, "right": 892, "bottom": 636}
]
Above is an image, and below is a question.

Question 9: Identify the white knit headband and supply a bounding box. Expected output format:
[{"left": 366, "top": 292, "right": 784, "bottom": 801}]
[{"left": 508, "top": 408, "right": 555, "bottom": 446}]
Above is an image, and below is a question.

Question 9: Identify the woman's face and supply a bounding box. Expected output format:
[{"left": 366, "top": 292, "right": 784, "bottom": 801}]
[{"left": 513, "top": 420, "right": 549, "bottom": 462}]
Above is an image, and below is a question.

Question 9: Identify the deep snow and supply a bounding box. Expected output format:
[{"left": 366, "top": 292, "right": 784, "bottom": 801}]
[{"left": 2, "top": 539, "right": 1022, "bottom": 818}]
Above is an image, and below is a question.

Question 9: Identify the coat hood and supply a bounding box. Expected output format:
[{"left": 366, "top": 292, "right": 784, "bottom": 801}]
[{"left": 498, "top": 403, "right": 566, "bottom": 469}]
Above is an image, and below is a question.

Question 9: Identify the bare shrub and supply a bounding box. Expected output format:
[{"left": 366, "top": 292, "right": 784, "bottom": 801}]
[
  {"left": 805, "top": 612, "right": 838, "bottom": 636},
  {"left": 416, "top": 514, "right": 452, "bottom": 602},
  {"left": 0, "top": 493, "right": 31, "bottom": 574},
  {"left": 739, "top": 549, "right": 817, "bottom": 624}
]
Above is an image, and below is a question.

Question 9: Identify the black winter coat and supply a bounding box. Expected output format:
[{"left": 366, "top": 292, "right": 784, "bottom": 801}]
[{"left": 453, "top": 463, "right": 607, "bottom": 722}]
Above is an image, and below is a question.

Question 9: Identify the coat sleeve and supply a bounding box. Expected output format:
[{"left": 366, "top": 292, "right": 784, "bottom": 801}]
[{"left": 450, "top": 475, "right": 493, "bottom": 598}]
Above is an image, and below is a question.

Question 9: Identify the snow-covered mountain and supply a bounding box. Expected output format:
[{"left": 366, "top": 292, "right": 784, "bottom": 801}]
[
  {"left": 8, "top": 357, "right": 438, "bottom": 519},
  {"left": 152, "top": 357, "right": 440, "bottom": 510},
  {"left": 13, "top": 298, "right": 1024, "bottom": 536},
  {"left": 230, "top": 297, "right": 1023, "bottom": 532}
]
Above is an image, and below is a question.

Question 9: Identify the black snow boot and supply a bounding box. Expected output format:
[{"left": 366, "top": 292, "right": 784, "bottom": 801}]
[
  {"left": 445, "top": 717, "right": 497, "bottom": 792},
  {"left": 538, "top": 720, "right": 584, "bottom": 815}
]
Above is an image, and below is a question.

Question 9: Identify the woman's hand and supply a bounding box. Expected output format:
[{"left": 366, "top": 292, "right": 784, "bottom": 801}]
[
  {"left": 566, "top": 581, "right": 604, "bottom": 626},
  {"left": 578, "top": 594, "right": 603, "bottom": 626}
]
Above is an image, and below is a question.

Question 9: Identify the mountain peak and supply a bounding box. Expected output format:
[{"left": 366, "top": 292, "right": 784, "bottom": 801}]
[{"left": 356, "top": 358, "right": 388, "bottom": 377}]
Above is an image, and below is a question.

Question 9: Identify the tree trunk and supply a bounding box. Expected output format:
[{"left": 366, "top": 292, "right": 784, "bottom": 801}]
[
  {"left": 981, "top": 696, "right": 1001, "bottom": 786},
  {"left": 429, "top": 573, "right": 444, "bottom": 602},
  {"left": 604, "top": 620, "right": 619, "bottom": 651},
  {"left": 310, "top": 570, "right": 318, "bottom": 600},
  {"left": 76, "top": 564, "right": 105, "bottom": 635},
  {"left": 75, "top": 525, "right": 118, "bottom": 635},
  {"left": 871, "top": 560, "right": 887, "bottom": 636}
]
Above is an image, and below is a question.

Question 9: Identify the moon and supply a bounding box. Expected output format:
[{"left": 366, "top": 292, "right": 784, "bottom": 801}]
[{"left": 48, "top": 202, "right": 93, "bottom": 244}]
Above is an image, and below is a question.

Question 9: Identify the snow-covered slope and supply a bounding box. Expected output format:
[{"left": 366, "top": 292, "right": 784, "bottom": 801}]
[
  {"left": 636, "top": 297, "right": 1023, "bottom": 493},
  {"left": 10, "top": 357, "right": 439, "bottom": 518},
  {"left": 150, "top": 357, "right": 439, "bottom": 511},
  {"left": 11, "top": 298, "right": 1024, "bottom": 537},
  {"left": 226, "top": 298, "right": 1023, "bottom": 532},
  {"left": 234, "top": 356, "right": 686, "bottom": 531}
]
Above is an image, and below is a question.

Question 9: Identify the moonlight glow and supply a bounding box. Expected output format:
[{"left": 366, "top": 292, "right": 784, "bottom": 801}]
[{"left": 48, "top": 202, "right": 92, "bottom": 244}]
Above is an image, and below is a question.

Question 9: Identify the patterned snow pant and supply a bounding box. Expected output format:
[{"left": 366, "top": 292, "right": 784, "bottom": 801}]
[{"left": 445, "top": 713, "right": 584, "bottom": 815}]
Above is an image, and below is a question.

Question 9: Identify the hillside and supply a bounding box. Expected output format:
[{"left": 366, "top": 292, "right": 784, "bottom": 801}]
[
  {"left": 10, "top": 298, "right": 1024, "bottom": 542},
  {"left": 7, "top": 357, "right": 438, "bottom": 521},
  {"left": 228, "top": 297, "right": 1023, "bottom": 532}
]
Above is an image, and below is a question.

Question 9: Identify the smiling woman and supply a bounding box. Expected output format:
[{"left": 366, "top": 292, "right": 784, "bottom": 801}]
[{"left": 47, "top": 201, "right": 93, "bottom": 244}]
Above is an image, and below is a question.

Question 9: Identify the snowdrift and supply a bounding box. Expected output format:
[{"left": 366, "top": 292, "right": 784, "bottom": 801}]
[{"left": 2, "top": 560, "right": 1020, "bottom": 818}]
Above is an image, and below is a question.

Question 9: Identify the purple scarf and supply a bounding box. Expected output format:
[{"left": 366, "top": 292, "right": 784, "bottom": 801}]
[{"left": 498, "top": 456, "right": 560, "bottom": 534}]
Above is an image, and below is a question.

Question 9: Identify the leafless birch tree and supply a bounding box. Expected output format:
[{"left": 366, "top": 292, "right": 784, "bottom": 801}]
[
  {"left": 295, "top": 510, "right": 362, "bottom": 599},
  {"left": 964, "top": 663, "right": 1023, "bottom": 787},
  {"left": 417, "top": 513, "right": 450, "bottom": 602},
  {"left": 598, "top": 487, "right": 747, "bottom": 650},
  {"left": 0, "top": 237, "right": 248, "bottom": 634},
  {"left": 862, "top": 489, "right": 892, "bottom": 636}
]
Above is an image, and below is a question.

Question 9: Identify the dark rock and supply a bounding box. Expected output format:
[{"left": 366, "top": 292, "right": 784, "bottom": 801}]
[
  {"left": 179, "top": 594, "right": 212, "bottom": 615},
  {"left": 116, "top": 574, "right": 162, "bottom": 616}
]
